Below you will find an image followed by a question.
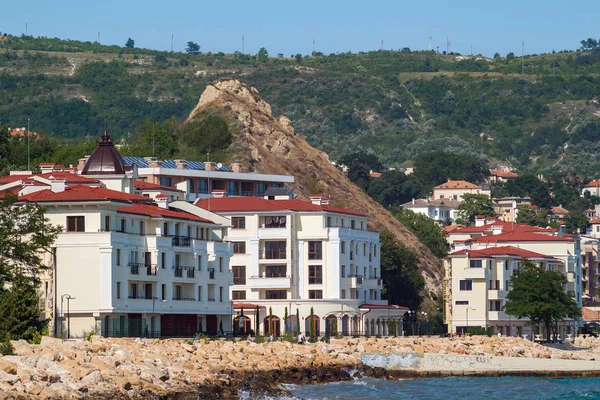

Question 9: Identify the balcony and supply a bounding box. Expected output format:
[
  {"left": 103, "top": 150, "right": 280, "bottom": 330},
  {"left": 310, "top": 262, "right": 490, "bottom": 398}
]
[
  {"left": 172, "top": 297, "right": 195, "bottom": 301},
  {"left": 343, "top": 275, "right": 363, "bottom": 288},
  {"left": 128, "top": 262, "right": 158, "bottom": 276},
  {"left": 463, "top": 267, "right": 486, "bottom": 279},
  {"left": 247, "top": 275, "right": 292, "bottom": 289},
  {"left": 174, "top": 267, "right": 195, "bottom": 278},
  {"left": 170, "top": 235, "right": 191, "bottom": 247},
  {"left": 260, "top": 250, "right": 287, "bottom": 260},
  {"left": 208, "top": 268, "right": 215, "bottom": 279}
]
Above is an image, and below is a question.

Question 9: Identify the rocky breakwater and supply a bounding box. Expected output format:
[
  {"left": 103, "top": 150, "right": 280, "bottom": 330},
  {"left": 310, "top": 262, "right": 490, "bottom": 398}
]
[{"left": 0, "top": 335, "right": 598, "bottom": 399}]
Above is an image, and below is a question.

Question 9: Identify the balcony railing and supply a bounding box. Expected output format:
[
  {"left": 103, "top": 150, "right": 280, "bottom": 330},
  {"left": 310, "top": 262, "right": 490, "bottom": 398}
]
[
  {"left": 241, "top": 191, "right": 254, "bottom": 196},
  {"left": 172, "top": 297, "right": 195, "bottom": 301},
  {"left": 170, "top": 236, "right": 191, "bottom": 247},
  {"left": 208, "top": 298, "right": 216, "bottom": 302},
  {"left": 260, "top": 250, "right": 287, "bottom": 259},
  {"left": 348, "top": 274, "right": 363, "bottom": 284},
  {"left": 128, "top": 295, "right": 151, "bottom": 300},
  {"left": 208, "top": 268, "right": 215, "bottom": 279},
  {"left": 233, "top": 277, "right": 246, "bottom": 285},
  {"left": 173, "top": 266, "right": 195, "bottom": 278},
  {"left": 129, "top": 262, "right": 158, "bottom": 276}
]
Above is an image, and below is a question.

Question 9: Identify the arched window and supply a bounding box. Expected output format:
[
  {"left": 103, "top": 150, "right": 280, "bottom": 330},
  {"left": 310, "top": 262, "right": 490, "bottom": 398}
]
[
  {"left": 263, "top": 315, "right": 281, "bottom": 336},
  {"left": 286, "top": 315, "right": 298, "bottom": 335},
  {"left": 305, "top": 315, "right": 320, "bottom": 337},
  {"left": 234, "top": 315, "right": 251, "bottom": 335},
  {"left": 342, "top": 315, "right": 350, "bottom": 336},
  {"left": 325, "top": 315, "right": 337, "bottom": 336}
]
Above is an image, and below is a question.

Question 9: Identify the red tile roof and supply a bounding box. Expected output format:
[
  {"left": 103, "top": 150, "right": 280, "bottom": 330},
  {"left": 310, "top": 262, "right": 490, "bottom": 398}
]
[
  {"left": 19, "top": 185, "right": 152, "bottom": 204},
  {"left": 449, "top": 221, "right": 555, "bottom": 235},
  {"left": 134, "top": 180, "right": 183, "bottom": 192},
  {"left": 117, "top": 204, "right": 214, "bottom": 223},
  {"left": 35, "top": 172, "right": 100, "bottom": 184},
  {"left": 490, "top": 169, "right": 518, "bottom": 178},
  {"left": 434, "top": 180, "right": 482, "bottom": 189},
  {"left": 0, "top": 175, "right": 28, "bottom": 184},
  {"left": 470, "top": 230, "right": 574, "bottom": 243},
  {"left": 585, "top": 179, "right": 600, "bottom": 188},
  {"left": 551, "top": 206, "right": 569, "bottom": 215},
  {"left": 195, "top": 197, "right": 367, "bottom": 216},
  {"left": 450, "top": 246, "right": 562, "bottom": 262}
]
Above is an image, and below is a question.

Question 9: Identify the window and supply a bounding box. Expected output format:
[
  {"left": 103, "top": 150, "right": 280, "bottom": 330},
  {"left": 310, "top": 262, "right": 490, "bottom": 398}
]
[
  {"left": 161, "top": 284, "right": 166, "bottom": 300},
  {"left": 489, "top": 300, "right": 501, "bottom": 311},
  {"left": 219, "top": 286, "right": 223, "bottom": 302},
  {"left": 232, "top": 290, "right": 246, "bottom": 300},
  {"left": 116, "top": 282, "right": 121, "bottom": 299},
  {"left": 120, "top": 218, "right": 126, "bottom": 233},
  {"left": 232, "top": 217, "right": 246, "bottom": 229},
  {"left": 161, "top": 252, "right": 166, "bottom": 269},
  {"left": 105, "top": 215, "right": 110, "bottom": 231},
  {"left": 341, "top": 265, "right": 346, "bottom": 278},
  {"left": 159, "top": 176, "right": 172, "bottom": 187},
  {"left": 309, "top": 290, "right": 323, "bottom": 299},
  {"left": 233, "top": 242, "right": 246, "bottom": 254},
  {"left": 197, "top": 255, "right": 202, "bottom": 271},
  {"left": 66, "top": 216, "right": 85, "bottom": 232},
  {"left": 263, "top": 216, "right": 286, "bottom": 228},
  {"left": 130, "top": 283, "right": 138, "bottom": 299},
  {"left": 219, "top": 257, "right": 223, "bottom": 273},
  {"left": 233, "top": 266, "right": 246, "bottom": 285},
  {"left": 139, "top": 221, "right": 145, "bottom": 235},
  {"left": 197, "top": 285, "right": 202, "bottom": 301},
  {"left": 455, "top": 300, "right": 468, "bottom": 305},
  {"left": 308, "top": 241, "right": 322, "bottom": 260},
  {"left": 341, "top": 290, "right": 346, "bottom": 299},
  {"left": 265, "top": 290, "right": 287, "bottom": 299},
  {"left": 198, "top": 179, "right": 208, "bottom": 194},
  {"left": 145, "top": 284, "right": 152, "bottom": 299},
  {"left": 504, "top": 261, "right": 509, "bottom": 271},
  {"left": 469, "top": 260, "right": 482, "bottom": 268},
  {"left": 163, "top": 222, "right": 169, "bottom": 236},
  {"left": 374, "top": 245, "right": 377, "bottom": 257},
  {"left": 505, "top": 280, "right": 509, "bottom": 290},
  {"left": 264, "top": 241, "right": 286, "bottom": 259},
  {"left": 116, "top": 249, "right": 121, "bottom": 267},
  {"left": 489, "top": 280, "right": 500, "bottom": 290},
  {"left": 175, "top": 285, "right": 182, "bottom": 300},
  {"left": 351, "top": 220, "right": 355, "bottom": 229},
  {"left": 309, "top": 265, "right": 322, "bottom": 284},
  {"left": 341, "top": 241, "right": 346, "bottom": 254},
  {"left": 459, "top": 280, "right": 473, "bottom": 291},
  {"left": 265, "top": 265, "right": 286, "bottom": 277}
]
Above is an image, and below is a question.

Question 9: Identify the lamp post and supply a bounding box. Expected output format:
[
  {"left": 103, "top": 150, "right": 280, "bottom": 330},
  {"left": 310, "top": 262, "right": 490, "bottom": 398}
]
[
  {"left": 151, "top": 297, "right": 166, "bottom": 337},
  {"left": 61, "top": 294, "right": 74, "bottom": 339},
  {"left": 421, "top": 312, "right": 428, "bottom": 335},
  {"left": 466, "top": 307, "right": 476, "bottom": 335}
]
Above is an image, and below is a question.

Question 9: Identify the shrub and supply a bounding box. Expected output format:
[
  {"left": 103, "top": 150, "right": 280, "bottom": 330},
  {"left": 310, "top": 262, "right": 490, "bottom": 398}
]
[
  {"left": 466, "top": 327, "right": 491, "bottom": 336},
  {"left": 0, "top": 341, "right": 14, "bottom": 356},
  {"left": 308, "top": 336, "right": 318, "bottom": 343},
  {"left": 254, "top": 335, "right": 265, "bottom": 344}
]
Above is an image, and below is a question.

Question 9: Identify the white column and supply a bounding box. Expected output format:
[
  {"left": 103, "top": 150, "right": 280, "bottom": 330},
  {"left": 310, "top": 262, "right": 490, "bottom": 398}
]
[
  {"left": 298, "top": 240, "right": 306, "bottom": 298},
  {"left": 99, "top": 248, "right": 113, "bottom": 310},
  {"left": 329, "top": 239, "right": 341, "bottom": 299}
]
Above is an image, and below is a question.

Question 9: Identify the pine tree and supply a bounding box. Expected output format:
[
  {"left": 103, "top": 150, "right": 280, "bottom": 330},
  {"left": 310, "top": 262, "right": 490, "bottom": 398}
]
[{"left": 0, "top": 276, "right": 47, "bottom": 341}]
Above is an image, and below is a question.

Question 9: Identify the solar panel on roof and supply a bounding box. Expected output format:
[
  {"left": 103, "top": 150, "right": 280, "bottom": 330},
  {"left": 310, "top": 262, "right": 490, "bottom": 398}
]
[{"left": 122, "top": 157, "right": 231, "bottom": 171}]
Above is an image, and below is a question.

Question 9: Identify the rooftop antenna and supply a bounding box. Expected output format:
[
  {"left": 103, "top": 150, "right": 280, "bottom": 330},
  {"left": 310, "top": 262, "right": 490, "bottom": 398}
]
[
  {"left": 381, "top": 39, "right": 384, "bottom": 51},
  {"left": 27, "top": 117, "right": 30, "bottom": 170},
  {"left": 446, "top": 37, "right": 450, "bottom": 54},
  {"left": 471, "top": 45, "right": 473, "bottom": 56},
  {"left": 242, "top": 36, "right": 244, "bottom": 54},
  {"left": 25, "top": 22, "right": 28, "bottom": 36},
  {"left": 97, "top": 32, "right": 100, "bottom": 44},
  {"left": 521, "top": 40, "right": 525, "bottom": 75},
  {"left": 170, "top": 34, "right": 174, "bottom": 52},
  {"left": 312, "top": 38, "right": 315, "bottom": 54},
  {"left": 428, "top": 36, "right": 432, "bottom": 51}
]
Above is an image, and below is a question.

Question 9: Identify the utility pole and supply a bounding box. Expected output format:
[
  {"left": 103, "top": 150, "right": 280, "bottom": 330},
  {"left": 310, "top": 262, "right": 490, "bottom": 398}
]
[
  {"left": 471, "top": 45, "right": 473, "bottom": 56},
  {"left": 171, "top": 34, "right": 174, "bottom": 52},
  {"left": 446, "top": 37, "right": 450, "bottom": 54},
  {"left": 428, "top": 36, "right": 432, "bottom": 51},
  {"left": 242, "top": 36, "right": 244, "bottom": 54},
  {"left": 25, "top": 22, "right": 28, "bottom": 35},
  {"left": 381, "top": 39, "right": 384, "bottom": 51},
  {"left": 97, "top": 32, "right": 100, "bottom": 44},
  {"left": 312, "top": 38, "right": 315, "bottom": 54},
  {"left": 521, "top": 40, "right": 525, "bottom": 75},
  {"left": 27, "top": 118, "right": 31, "bottom": 170}
]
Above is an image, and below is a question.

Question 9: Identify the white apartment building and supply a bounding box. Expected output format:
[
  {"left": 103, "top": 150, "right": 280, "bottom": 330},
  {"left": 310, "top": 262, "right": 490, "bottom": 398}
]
[
  {"left": 191, "top": 193, "right": 406, "bottom": 337},
  {"left": 445, "top": 229, "right": 582, "bottom": 337},
  {"left": 433, "top": 180, "right": 491, "bottom": 201},
  {"left": 400, "top": 198, "right": 461, "bottom": 225}
]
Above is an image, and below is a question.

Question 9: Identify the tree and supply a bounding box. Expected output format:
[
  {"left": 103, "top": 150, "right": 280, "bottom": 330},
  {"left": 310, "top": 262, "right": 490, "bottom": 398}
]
[
  {"left": 367, "top": 171, "right": 421, "bottom": 207},
  {"left": 580, "top": 38, "right": 599, "bottom": 51},
  {"left": 515, "top": 205, "right": 548, "bottom": 227},
  {"left": 121, "top": 117, "right": 178, "bottom": 160},
  {"left": 413, "top": 151, "right": 488, "bottom": 194},
  {"left": 347, "top": 163, "right": 371, "bottom": 191},
  {"left": 295, "top": 53, "right": 303, "bottom": 63},
  {"left": 564, "top": 211, "right": 589, "bottom": 234},
  {"left": 505, "top": 175, "right": 552, "bottom": 209},
  {"left": 394, "top": 208, "right": 448, "bottom": 258},
  {"left": 257, "top": 47, "right": 269, "bottom": 63},
  {"left": 185, "top": 41, "right": 200, "bottom": 55},
  {"left": 380, "top": 230, "right": 424, "bottom": 310},
  {"left": 0, "top": 194, "right": 62, "bottom": 340},
  {"left": 456, "top": 193, "right": 495, "bottom": 224},
  {"left": 338, "top": 151, "right": 382, "bottom": 172},
  {"left": 505, "top": 260, "right": 580, "bottom": 342},
  {"left": 125, "top": 38, "right": 135, "bottom": 48},
  {"left": 177, "top": 114, "right": 231, "bottom": 161}
]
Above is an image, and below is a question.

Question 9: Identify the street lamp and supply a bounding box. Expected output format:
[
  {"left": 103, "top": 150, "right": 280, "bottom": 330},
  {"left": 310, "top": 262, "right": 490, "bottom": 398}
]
[
  {"left": 421, "top": 312, "right": 428, "bottom": 335},
  {"left": 151, "top": 297, "right": 166, "bottom": 337},
  {"left": 466, "top": 307, "right": 476, "bottom": 335},
  {"left": 61, "top": 294, "right": 74, "bottom": 339}
]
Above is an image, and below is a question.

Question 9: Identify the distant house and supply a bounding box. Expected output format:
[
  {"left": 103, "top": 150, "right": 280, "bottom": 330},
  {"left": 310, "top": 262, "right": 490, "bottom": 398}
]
[
  {"left": 400, "top": 198, "right": 461, "bottom": 225},
  {"left": 433, "top": 180, "right": 490, "bottom": 201},
  {"left": 582, "top": 179, "right": 600, "bottom": 197},
  {"left": 489, "top": 169, "right": 518, "bottom": 183},
  {"left": 10, "top": 127, "right": 39, "bottom": 139},
  {"left": 493, "top": 197, "right": 531, "bottom": 223},
  {"left": 551, "top": 205, "right": 569, "bottom": 224}
]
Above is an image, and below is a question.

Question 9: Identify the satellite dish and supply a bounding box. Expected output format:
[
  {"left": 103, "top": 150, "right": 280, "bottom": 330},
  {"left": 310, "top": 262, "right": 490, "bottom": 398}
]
[{"left": 216, "top": 163, "right": 223, "bottom": 169}]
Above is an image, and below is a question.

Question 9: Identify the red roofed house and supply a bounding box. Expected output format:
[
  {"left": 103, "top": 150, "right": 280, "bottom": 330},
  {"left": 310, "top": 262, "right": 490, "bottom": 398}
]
[
  {"left": 433, "top": 180, "right": 491, "bottom": 201},
  {"left": 4, "top": 130, "right": 234, "bottom": 339},
  {"left": 444, "top": 225, "right": 582, "bottom": 338},
  {"left": 489, "top": 169, "right": 518, "bottom": 183},
  {"left": 192, "top": 192, "right": 407, "bottom": 336},
  {"left": 582, "top": 179, "right": 600, "bottom": 197}
]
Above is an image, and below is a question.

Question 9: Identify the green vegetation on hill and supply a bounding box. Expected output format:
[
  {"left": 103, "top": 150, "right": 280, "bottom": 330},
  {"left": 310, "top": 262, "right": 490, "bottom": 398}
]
[{"left": 2, "top": 33, "right": 600, "bottom": 178}]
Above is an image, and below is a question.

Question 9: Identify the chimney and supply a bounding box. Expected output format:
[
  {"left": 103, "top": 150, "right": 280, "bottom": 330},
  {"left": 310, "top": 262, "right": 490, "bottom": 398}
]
[
  {"left": 155, "top": 194, "right": 170, "bottom": 209},
  {"left": 474, "top": 215, "right": 485, "bottom": 227},
  {"left": 322, "top": 197, "right": 332, "bottom": 205},
  {"left": 211, "top": 189, "right": 227, "bottom": 198},
  {"left": 39, "top": 163, "right": 55, "bottom": 174},
  {"left": 144, "top": 157, "right": 162, "bottom": 168},
  {"left": 412, "top": 198, "right": 415, "bottom": 205},
  {"left": 175, "top": 159, "right": 188, "bottom": 169},
  {"left": 205, "top": 162, "right": 214, "bottom": 172},
  {"left": 50, "top": 179, "right": 66, "bottom": 193},
  {"left": 77, "top": 156, "right": 90, "bottom": 173},
  {"left": 310, "top": 194, "right": 323, "bottom": 206},
  {"left": 232, "top": 163, "right": 243, "bottom": 173}
]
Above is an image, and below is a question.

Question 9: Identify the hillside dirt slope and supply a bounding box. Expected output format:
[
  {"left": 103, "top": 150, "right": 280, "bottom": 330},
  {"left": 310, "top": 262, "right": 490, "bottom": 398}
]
[{"left": 187, "top": 79, "right": 443, "bottom": 297}]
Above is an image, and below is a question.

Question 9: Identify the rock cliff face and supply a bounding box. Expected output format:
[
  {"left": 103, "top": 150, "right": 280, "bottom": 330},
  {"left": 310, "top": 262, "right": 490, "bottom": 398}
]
[{"left": 187, "top": 79, "right": 443, "bottom": 295}]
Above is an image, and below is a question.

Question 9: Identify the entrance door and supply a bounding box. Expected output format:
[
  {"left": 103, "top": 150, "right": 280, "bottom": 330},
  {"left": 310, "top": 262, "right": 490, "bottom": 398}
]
[{"left": 206, "top": 315, "right": 218, "bottom": 335}]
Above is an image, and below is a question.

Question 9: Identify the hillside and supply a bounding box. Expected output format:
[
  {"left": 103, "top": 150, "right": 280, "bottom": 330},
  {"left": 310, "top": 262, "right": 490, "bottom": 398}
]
[
  {"left": 3, "top": 34, "right": 600, "bottom": 176},
  {"left": 186, "top": 79, "right": 443, "bottom": 293}
]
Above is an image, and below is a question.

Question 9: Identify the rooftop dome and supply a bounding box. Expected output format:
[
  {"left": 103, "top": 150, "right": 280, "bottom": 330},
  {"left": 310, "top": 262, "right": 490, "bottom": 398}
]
[{"left": 81, "top": 129, "right": 125, "bottom": 175}]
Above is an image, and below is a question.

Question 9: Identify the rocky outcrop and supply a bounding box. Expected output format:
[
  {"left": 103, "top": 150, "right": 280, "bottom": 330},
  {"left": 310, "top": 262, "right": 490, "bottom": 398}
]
[
  {"left": 1, "top": 336, "right": 599, "bottom": 398},
  {"left": 187, "top": 79, "right": 444, "bottom": 295}
]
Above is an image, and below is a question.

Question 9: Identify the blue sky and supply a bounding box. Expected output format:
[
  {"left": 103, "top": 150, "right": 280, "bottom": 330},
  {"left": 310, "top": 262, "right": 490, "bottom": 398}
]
[{"left": 2, "top": 0, "right": 598, "bottom": 57}]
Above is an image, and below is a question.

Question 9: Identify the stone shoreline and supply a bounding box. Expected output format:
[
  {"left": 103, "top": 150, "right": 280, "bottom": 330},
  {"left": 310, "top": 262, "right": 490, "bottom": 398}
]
[{"left": 2, "top": 335, "right": 600, "bottom": 399}]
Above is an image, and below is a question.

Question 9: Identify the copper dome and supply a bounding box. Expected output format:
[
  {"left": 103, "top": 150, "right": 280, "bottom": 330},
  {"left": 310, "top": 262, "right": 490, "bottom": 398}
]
[{"left": 81, "top": 130, "right": 125, "bottom": 175}]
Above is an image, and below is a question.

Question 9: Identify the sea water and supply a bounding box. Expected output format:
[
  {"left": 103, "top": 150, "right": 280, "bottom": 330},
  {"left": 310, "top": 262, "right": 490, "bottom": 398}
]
[{"left": 284, "top": 376, "right": 600, "bottom": 399}]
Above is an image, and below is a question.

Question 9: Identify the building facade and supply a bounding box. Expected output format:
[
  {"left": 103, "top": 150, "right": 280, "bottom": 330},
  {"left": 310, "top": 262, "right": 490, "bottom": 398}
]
[{"left": 433, "top": 180, "right": 491, "bottom": 201}]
